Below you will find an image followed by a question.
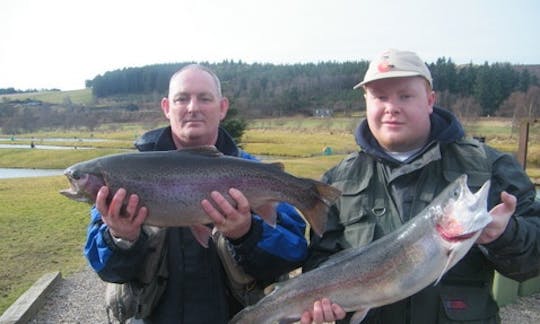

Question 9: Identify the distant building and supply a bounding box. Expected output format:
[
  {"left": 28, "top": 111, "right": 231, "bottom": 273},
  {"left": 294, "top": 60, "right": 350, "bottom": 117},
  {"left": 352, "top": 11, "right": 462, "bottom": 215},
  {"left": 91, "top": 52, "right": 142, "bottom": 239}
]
[{"left": 314, "top": 108, "right": 333, "bottom": 118}]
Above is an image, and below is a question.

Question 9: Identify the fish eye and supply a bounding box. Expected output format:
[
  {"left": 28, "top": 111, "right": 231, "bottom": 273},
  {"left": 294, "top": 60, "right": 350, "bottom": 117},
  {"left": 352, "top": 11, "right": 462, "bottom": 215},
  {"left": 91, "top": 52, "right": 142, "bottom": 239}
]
[{"left": 71, "top": 170, "right": 81, "bottom": 180}]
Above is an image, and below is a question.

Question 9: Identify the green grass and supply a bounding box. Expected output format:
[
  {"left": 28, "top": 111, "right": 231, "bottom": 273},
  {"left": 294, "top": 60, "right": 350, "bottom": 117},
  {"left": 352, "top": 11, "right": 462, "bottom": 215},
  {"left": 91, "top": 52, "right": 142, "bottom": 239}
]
[
  {"left": 277, "top": 155, "right": 348, "bottom": 180},
  {"left": 1, "top": 117, "right": 539, "bottom": 314},
  {"left": 249, "top": 116, "right": 361, "bottom": 133},
  {"left": 0, "top": 148, "right": 128, "bottom": 169},
  {"left": 0, "top": 176, "right": 89, "bottom": 313},
  {"left": 242, "top": 129, "right": 357, "bottom": 157},
  {"left": 0, "top": 89, "right": 94, "bottom": 105}
]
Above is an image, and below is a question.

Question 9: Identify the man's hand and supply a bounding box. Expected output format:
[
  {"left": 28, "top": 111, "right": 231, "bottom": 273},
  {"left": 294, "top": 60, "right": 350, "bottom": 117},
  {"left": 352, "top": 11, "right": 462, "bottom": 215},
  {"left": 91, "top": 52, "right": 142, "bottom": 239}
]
[
  {"left": 201, "top": 188, "right": 252, "bottom": 240},
  {"left": 300, "top": 298, "right": 347, "bottom": 324},
  {"left": 96, "top": 186, "right": 148, "bottom": 242},
  {"left": 477, "top": 191, "right": 516, "bottom": 244}
]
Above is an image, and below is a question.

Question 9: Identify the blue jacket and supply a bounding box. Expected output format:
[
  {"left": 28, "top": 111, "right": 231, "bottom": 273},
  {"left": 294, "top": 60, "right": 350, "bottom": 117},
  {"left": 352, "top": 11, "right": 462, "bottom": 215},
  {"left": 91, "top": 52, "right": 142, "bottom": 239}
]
[{"left": 85, "top": 126, "right": 307, "bottom": 323}]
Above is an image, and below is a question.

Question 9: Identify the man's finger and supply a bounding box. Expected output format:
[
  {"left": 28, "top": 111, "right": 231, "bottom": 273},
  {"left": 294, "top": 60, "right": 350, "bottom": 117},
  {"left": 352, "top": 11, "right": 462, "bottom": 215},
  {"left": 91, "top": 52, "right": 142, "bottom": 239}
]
[
  {"left": 109, "top": 188, "right": 126, "bottom": 217},
  {"left": 96, "top": 186, "right": 109, "bottom": 215},
  {"left": 229, "top": 188, "right": 250, "bottom": 214}
]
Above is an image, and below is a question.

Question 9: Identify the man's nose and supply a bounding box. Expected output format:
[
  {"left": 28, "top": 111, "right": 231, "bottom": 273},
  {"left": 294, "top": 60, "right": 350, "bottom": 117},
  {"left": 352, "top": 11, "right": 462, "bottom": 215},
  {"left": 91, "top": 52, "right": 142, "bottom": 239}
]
[
  {"left": 187, "top": 98, "right": 199, "bottom": 112},
  {"left": 384, "top": 97, "right": 400, "bottom": 113}
]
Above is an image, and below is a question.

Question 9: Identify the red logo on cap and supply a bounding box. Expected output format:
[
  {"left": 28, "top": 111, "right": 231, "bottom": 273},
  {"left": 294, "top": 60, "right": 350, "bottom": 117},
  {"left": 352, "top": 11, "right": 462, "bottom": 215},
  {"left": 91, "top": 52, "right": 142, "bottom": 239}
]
[{"left": 378, "top": 61, "right": 393, "bottom": 72}]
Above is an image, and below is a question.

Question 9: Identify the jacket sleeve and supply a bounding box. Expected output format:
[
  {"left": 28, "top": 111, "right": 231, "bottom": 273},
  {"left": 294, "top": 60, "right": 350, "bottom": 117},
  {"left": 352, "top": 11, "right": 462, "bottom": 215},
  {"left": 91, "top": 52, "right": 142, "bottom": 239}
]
[
  {"left": 481, "top": 147, "right": 540, "bottom": 282},
  {"left": 230, "top": 202, "right": 308, "bottom": 282},
  {"left": 84, "top": 206, "right": 149, "bottom": 283}
]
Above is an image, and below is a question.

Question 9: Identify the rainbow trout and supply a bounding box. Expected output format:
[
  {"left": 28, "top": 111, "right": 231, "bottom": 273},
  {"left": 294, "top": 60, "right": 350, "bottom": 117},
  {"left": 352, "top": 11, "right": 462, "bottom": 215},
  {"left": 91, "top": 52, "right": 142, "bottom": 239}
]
[
  {"left": 229, "top": 174, "right": 492, "bottom": 324},
  {"left": 60, "top": 146, "right": 341, "bottom": 238}
]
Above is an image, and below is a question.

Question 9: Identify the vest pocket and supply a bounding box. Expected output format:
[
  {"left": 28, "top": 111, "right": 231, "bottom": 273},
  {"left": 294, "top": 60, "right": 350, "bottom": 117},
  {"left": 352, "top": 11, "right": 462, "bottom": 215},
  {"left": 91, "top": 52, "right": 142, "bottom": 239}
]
[
  {"left": 335, "top": 179, "right": 371, "bottom": 224},
  {"left": 334, "top": 178, "right": 376, "bottom": 247},
  {"left": 438, "top": 284, "right": 499, "bottom": 323},
  {"left": 343, "top": 221, "right": 375, "bottom": 248}
]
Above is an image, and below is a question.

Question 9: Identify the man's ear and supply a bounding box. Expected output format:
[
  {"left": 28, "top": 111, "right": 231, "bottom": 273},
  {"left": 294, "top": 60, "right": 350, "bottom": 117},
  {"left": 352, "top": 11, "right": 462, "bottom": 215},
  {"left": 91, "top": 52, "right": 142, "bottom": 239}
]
[
  {"left": 427, "top": 90, "right": 436, "bottom": 113},
  {"left": 219, "top": 97, "right": 230, "bottom": 121},
  {"left": 161, "top": 97, "right": 171, "bottom": 119}
]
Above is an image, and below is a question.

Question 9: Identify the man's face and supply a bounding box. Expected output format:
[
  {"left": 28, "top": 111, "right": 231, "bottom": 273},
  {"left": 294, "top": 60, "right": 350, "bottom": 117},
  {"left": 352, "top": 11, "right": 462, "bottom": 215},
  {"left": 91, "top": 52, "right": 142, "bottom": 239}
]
[
  {"left": 364, "top": 76, "right": 435, "bottom": 152},
  {"left": 161, "top": 68, "right": 228, "bottom": 148}
]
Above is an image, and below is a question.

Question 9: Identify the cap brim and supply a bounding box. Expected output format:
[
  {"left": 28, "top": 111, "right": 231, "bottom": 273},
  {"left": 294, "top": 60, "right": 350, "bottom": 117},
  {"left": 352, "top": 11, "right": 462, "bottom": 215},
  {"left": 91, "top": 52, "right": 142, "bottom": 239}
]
[{"left": 353, "top": 71, "right": 426, "bottom": 89}]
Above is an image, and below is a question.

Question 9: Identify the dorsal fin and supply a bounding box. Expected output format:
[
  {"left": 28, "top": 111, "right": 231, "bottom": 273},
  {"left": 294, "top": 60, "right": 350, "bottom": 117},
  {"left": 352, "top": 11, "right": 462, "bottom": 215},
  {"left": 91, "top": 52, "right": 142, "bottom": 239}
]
[
  {"left": 177, "top": 145, "right": 223, "bottom": 157},
  {"left": 267, "top": 162, "right": 285, "bottom": 171}
]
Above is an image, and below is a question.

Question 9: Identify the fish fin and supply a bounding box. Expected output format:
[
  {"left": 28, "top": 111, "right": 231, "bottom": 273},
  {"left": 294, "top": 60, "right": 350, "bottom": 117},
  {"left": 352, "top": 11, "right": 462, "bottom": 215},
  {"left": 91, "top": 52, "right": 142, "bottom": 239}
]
[
  {"left": 278, "top": 318, "right": 298, "bottom": 324},
  {"left": 253, "top": 203, "right": 278, "bottom": 227},
  {"left": 177, "top": 145, "right": 223, "bottom": 157},
  {"left": 190, "top": 224, "right": 212, "bottom": 248},
  {"left": 301, "top": 181, "right": 342, "bottom": 236},
  {"left": 266, "top": 162, "right": 285, "bottom": 171},
  {"left": 435, "top": 250, "right": 458, "bottom": 285},
  {"left": 350, "top": 309, "right": 369, "bottom": 324}
]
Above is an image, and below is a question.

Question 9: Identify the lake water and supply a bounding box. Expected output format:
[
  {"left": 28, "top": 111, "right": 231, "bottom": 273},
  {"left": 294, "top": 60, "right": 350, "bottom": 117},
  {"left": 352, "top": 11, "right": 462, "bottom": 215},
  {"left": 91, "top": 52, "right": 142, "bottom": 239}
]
[
  {"left": 0, "top": 137, "right": 108, "bottom": 142},
  {"left": 0, "top": 137, "right": 114, "bottom": 150},
  {"left": 0, "top": 168, "right": 65, "bottom": 179},
  {"left": 0, "top": 144, "right": 92, "bottom": 150}
]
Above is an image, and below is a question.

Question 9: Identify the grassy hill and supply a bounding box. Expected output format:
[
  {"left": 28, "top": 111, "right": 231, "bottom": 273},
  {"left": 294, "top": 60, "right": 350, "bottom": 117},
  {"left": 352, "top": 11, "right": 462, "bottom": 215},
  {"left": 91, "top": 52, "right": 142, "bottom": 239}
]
[{"left": 0, "top": 88, "right": 94, "bottom": 105}]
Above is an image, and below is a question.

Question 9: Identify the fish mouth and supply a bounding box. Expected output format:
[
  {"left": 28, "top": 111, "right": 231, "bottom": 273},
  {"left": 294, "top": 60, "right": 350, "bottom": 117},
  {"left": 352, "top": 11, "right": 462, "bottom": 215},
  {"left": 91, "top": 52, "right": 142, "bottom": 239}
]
[
  {"left": 436, "top": 225, "right": 479, "bottom": 242},
  {"left": 59, "top": 169, "right": 89, "bottom": 201}
]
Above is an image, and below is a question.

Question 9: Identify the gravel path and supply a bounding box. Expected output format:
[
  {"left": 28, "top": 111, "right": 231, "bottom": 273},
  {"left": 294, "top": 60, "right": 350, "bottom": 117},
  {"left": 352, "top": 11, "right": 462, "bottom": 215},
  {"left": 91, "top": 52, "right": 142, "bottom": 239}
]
[
  {"left": 28, "top": 267, "right": 540, "bottom": 323},
  {"left": 29, "top": 267, "right": 109, "bottom": 324}
]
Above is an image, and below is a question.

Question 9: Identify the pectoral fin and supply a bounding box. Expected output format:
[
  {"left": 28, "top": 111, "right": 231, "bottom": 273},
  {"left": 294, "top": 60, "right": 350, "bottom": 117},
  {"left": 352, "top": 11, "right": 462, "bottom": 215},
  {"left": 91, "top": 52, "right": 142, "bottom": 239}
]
[
  {"left": 190, "top": 224, "right": 212, "bottom": 248},
  {"left": 350, "top": 308, "right": 369, "bottom": 324},
  {"left": 253, "top": 202, "right": 278, "bottom": 227}
]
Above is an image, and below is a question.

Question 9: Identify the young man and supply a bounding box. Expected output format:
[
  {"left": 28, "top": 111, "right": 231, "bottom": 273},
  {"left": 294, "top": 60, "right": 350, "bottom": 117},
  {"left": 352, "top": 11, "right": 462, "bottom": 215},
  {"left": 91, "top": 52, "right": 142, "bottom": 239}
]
[
  {"left": 84, "top": 64, "right": 308, "bottom": 323},
  {"left": 301, "top": 49, "right": 540, "bottom": 323}
]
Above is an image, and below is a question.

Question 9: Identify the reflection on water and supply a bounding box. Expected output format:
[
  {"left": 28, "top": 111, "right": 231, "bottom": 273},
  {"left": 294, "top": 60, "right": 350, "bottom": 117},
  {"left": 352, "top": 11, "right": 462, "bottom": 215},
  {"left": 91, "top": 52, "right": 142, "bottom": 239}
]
[
  {"left": 0, "top": 144, "right": 92, "bottom": 150},
  {"left": 0, "top": 168, "right": 64, "bottom": 179},
  {"left": 0, "top": 137, "right": 108, "bottom": 142},
  {"left": 0, "top": 136, "right": 116, "bottom": 150}
]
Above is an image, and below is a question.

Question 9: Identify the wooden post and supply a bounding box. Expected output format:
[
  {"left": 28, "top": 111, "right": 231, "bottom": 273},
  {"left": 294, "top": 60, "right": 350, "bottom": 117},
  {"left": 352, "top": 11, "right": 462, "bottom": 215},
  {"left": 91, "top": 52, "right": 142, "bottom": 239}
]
[{"left": 516, "top": 119, "right": 530, "bottom": 169}]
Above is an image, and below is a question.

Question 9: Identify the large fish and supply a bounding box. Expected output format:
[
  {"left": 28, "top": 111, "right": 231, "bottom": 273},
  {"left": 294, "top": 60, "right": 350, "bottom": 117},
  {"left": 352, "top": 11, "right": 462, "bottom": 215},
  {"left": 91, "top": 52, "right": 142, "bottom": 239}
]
[
  {"left": 60, "top": 146, "right": 341, "bottom": 241},
  {"left": 229, "top": 174, "right": 492, "bottom": 324}
]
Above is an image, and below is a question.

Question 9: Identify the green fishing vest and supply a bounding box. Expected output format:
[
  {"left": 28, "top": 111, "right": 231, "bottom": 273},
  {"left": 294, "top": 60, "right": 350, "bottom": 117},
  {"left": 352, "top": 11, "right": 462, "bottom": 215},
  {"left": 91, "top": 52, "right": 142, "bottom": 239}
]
[{"left": 329, "top": 139, "right": 500, "bottom": 323}]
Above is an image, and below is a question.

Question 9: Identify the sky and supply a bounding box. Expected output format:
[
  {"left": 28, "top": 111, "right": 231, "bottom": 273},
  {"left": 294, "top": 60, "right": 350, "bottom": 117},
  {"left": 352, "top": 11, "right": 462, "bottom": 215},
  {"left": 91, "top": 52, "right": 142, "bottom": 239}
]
[{"left": 1, "top": 0, "right": 539, "bottom": 91}]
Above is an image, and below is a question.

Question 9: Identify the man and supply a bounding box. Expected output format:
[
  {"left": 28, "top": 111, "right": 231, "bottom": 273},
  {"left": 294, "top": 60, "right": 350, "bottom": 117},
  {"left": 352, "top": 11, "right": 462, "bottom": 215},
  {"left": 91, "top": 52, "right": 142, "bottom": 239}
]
[
  {"left": 301, "top": 49, "right": 540, "bottom": 323},
  {"left": 84, "top": 64, "right": 308, "bottom": 323}
]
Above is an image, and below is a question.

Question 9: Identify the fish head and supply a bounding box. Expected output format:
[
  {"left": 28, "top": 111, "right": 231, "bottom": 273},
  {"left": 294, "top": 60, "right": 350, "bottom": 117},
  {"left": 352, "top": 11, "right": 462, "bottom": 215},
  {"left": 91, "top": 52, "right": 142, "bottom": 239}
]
[
  {"left": 431, "top": 174, "right": 492, "bottom": 283},
  {"left": 59, "top": 162, "right": 106, "bottom": 203},
  {"left": 435, "top": 175, "right": 492, "bottom": 241}
]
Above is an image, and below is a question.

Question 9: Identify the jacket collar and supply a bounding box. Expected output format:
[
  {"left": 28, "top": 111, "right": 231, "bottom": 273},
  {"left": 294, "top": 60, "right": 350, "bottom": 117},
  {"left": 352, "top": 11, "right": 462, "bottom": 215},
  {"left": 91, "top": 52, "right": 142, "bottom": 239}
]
[{"left": 135, "top": 126, "right": 240, "bottom": 157}]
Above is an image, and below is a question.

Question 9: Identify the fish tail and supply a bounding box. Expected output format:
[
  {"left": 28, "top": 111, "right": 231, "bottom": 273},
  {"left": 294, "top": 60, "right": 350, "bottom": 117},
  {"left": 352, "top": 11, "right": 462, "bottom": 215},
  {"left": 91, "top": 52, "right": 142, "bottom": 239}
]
[{"left": 301, "top": 182, "right": 341, "bottom": 236}]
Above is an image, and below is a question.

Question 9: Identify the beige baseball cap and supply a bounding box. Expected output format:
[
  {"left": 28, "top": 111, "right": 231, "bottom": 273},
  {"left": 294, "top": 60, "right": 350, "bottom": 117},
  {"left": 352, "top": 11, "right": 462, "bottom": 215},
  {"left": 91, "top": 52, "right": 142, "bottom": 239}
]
[{"left": 353, "top": 49, "right": 433, "bottom": 89}]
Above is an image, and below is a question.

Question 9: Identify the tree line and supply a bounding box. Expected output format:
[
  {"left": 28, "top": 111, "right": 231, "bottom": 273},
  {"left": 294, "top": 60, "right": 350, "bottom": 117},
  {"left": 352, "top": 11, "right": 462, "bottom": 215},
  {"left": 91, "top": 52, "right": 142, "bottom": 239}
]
[
  {"left": 87, "top": 59, "right": 539, "bottom": 118},
  {"left": 1, "top": 59, "right": 539, "bottom": 135}
]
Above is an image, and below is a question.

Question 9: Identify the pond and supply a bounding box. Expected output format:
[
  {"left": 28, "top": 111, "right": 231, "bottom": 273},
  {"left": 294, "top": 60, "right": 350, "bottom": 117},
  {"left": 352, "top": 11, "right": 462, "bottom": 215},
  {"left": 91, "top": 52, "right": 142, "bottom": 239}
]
[
  {"left": 0, "top": 144, "right": 92, "bottom": 150},
  {"left": 0, "top": 137, "right": 117, "bottom": 150},
  {"left": 0, "top": 137, "right": 108, "bottom": 142},
  {"left": 0, "top": 168, "right": 65, "bottom": 179}
]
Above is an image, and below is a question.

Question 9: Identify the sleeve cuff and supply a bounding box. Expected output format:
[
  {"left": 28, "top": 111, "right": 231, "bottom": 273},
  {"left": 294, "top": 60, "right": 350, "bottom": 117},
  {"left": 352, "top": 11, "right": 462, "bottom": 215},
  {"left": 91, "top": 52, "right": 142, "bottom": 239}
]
[
  {"left": 229, "top": 218, "right": 263, "bottom": 259},
  {"left": 104, "top": 229, "right": 147, "bottom": 252},
  {"left": 483, "top": 216, "right": 518, "bottom": 251}
]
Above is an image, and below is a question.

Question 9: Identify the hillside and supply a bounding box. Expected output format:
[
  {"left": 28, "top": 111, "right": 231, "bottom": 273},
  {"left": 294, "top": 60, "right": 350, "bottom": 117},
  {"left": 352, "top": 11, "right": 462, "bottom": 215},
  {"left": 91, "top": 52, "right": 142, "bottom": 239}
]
[{"left": 0, "top": 88, "right": 94, "bottom": 106}]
